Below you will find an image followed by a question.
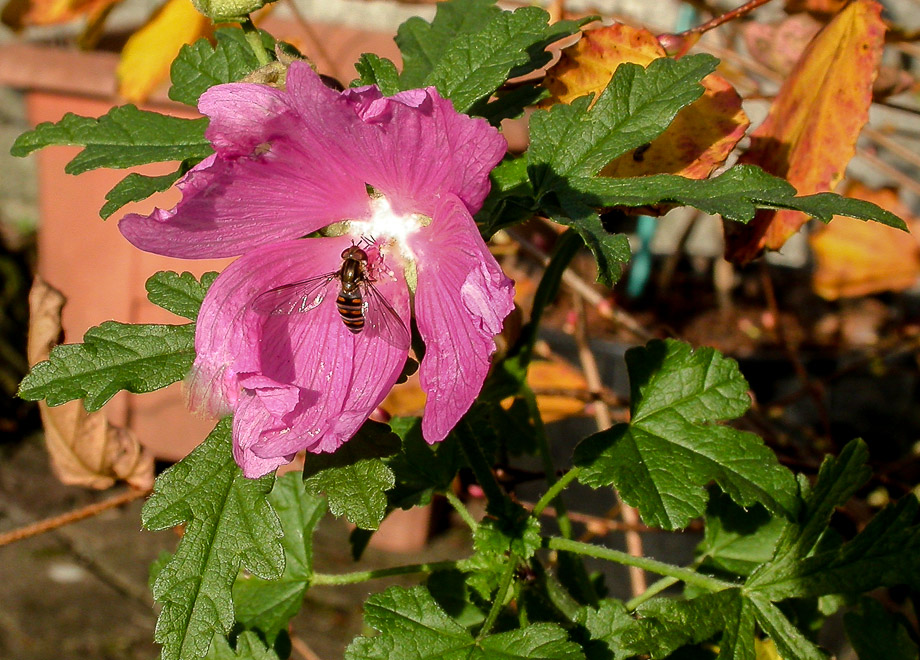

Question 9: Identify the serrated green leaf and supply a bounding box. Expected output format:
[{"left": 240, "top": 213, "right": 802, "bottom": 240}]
[
  {"left": 576, "top": 591, "right": 749, "bottom": 660},
  {"left": 386, "top": 416, "right": 462, "bottom": 509},
  {"left": 426, "top": 6, "right": 553, "bottom": 112},
  {"left": 549, "top": 192, "right": 631, "bottom": 287},
  {"left": 570, "top": 165, "right": 907, "bottom": 230},
  {"left": 697, "top": 493, "right": 787, "bottom": 578},
  {"left": 475, "top": 511, "right": 542, "bottom": 561},
  {"left": 472, "top": 84, "right": 549, "bottom": 126},
  {"left": 747, "top": 594, "right": 828, "bottom": 660},
  {"left": 353, "top": 54, "right": 401, "bottom": 95},
  {"left": 169, "top": 28, "right": 267, "bottom": 106},
  {"left": 396, "top": 0, "right": 502, "bottom": 89},
  {"left": 346, "top": 585, "right": 584, "bottom": 659},
  {"left": 747, "top": 440, "right": 872, "bottom": 590},
  {"left": 476, "top": 156, "right": 536, "bottom": 238},
  {"left": 17, "top": 321, "right": 195, "bottom": 410},
  {"left": 844, "top": 598, "right": 919, "bottom": 660},
  {"left": 574, "top": 339, "right": 799, "bottom": 530},
  {"left": 146, "top": 271, "right": 219, "bottom": 320},
  {"left": 12, "top": 105, "right": 211, "bottom": 174},
  {"left": 142, "top": 420, "right": 284, "bottom": 660},
  {"left": 303, "top": 420, "right": 400, "bottom": 529},
  {"left": 528, "top": 54, "right": 718, "bottom": 187},
  {"left": 101, "top": 169, "right": 184, "bottom": 219},
  {"left": 750, "top": 495, "right": 920, "bottom": 600},
  {"left": 233, "top": 472, "right": 326, "bottom": 644},
  {"left": 426, "top": 570, "right": 487, "bottom": 629},
  {"left": 205, "top": 631, "right": 281, "bottom": 660}
]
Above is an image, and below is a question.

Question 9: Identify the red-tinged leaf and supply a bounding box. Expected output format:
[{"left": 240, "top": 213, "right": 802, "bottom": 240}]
[
  {"left": 543, "top": 23, "right": 748, "bottom": 181},
  {"left": 726, "top": 0, "right": 886, "bottom": 264},
  {"left": 810, "top": 182, "right": 920, "bottom": 300}
]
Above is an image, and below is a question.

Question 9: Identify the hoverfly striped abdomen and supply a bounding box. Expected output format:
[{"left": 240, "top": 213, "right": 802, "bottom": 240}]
[{"left": 336, "top": 290, "right": 365, "bottom": 333}]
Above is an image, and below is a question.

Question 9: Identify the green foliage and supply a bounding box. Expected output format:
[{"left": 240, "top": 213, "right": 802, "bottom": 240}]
[
  {"left": 170, "top": 28, "right": 269, "bottom": 106},
  {"left": 572, "top": 164, "right": 908, "bottom": 229},
  {"left": 204, "top": 632, "right": 281, "bottom": 660},
  {"left": 353, "top": 54, "right": 401, "bottom": 95},
  {"left": 11, "top": 105, "right": 211, "bottom": 173},
  {"left": 17, "top": 321, "right": 195, "bottom": 410},
  {"left": 302, "top": 420, "right": 400, "bottom": 529},
  {"left": 386, "top": 416, "right": 463, "bottom": 509},
  {"left": 143, "top": 420, "right": 283, "bottom": 660},
  {"left": 346, "top": 585, "right": 585, "bottom": 659},
  {"left": 101, "top": 169, "right": 184, "bottom": 219},
  {"left": 233, "top": 473, "right": 327, "bottom": 644},
  {"left": 574, "top": 339, "right": 799, "bottom": 530},
  {"left": 146, "top": 270, "right": 218, "bottom": 320},
  {"left": 696, "top": 494, "right": 786, "bottom": 578},
  {"left": 396, "top": 0, "right": 587, "bottom": 113}
]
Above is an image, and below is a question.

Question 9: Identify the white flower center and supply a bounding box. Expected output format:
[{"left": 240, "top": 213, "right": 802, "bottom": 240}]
[{"left": 349, "top": 195, "right": 426, "bottom": 259}]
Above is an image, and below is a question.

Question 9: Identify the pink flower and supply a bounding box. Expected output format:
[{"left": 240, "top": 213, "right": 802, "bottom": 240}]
[{"left": 119, "top": 62, "right": 514, "bottom": 477}]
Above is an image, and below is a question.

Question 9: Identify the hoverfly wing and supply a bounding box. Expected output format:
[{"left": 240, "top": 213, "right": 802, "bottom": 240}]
[
  {"left": 361, "top": 282, "right": 411, "bottom": 351},
  {"left": 251, "top": 273, "right": 338, "bottom": 316}
]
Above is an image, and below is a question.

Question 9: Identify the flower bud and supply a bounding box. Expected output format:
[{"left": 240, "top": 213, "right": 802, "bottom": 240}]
[{"left": 190, "top": 0, "right": 275, "bottom": 23}]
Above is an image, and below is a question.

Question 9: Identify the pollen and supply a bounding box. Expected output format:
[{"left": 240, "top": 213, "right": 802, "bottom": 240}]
[{"left": 350, "top": 195, "right": 428, "bottom": 258}]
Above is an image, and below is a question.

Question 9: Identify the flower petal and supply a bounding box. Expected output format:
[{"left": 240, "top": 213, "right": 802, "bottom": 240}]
[
  {"left": 119, "top": 68, "right": 372, "bottom": 259},
  {"left": 192, "top": 237, "right": 410, "bottom": 469},
  {"left": 411, "top": 194, "right": 515, "bottom": 442},
  {"left": 339, "top": 82, "right": 507, "bottom": 215}
]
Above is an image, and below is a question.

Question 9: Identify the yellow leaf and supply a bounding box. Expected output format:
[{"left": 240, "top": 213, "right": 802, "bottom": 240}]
[
  {"left": 755, "top": 637, "right": 784, "bottom": 660},
  {"left": 27, "top": 278, "right": 154, "bottom": 491},
  {"left": 727, "top": 0, "right": 886, "bottom": 263},
  {"left": 544, "top": 23, "right": 748, "bottom": 181},
  {"left": 2, "top": 0, "right": 121, "bottom": 29},
  {"left": 117, "top": 0, "right": 211, "bottom": 104},
  {"left": 810, "top": 182, "right": 920, "bottom": 300}
]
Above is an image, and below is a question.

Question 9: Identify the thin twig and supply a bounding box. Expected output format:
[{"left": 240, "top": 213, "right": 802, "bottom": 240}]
[
  {"left": 675, "top": 0, "right": 776, "bottom": 41},
  {"left": 0, "top": 488, "right": 149, "bottom": 547},
  {"left": 574, "top": 295, "right": 647, "bottom": 596},
  {"left": 290, "top": 633, "right": 324, "bottom": 660}
]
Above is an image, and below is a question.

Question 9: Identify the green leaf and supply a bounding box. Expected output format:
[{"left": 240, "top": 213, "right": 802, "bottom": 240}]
[
  {"left": 234, "top": 473, "right": 327, "bottom": 644},
  {"left": 574, "top": 339, "right": 799, "bottom": 530},
  {"left": 528, "top": 54, "right": 718, "bottom": 186},
  {"left": 100, "top": 169, "right": 184, "bottom": 219},
  {"left": 475, "top": 155, "right": 536, "bottom": 238},
  {"left": 17, "top": 321, "right": 195, "bottom": 410},
  {"left": 396, "top": 0, "right": 503, "bottom": 89},
  {"left": 396, "top": 0, "right": 586, "bottom": 113},
  {"left": 386, "top": 416, "right": 463, "bottom": 509},
  {"left": 548, "top": 192, "right": 631, "bottom": 287},
  {"left": 142, "top": 420, "right": 284, "bottom": 660},
  {"left": 302, "top": 420, "right": 400, "bottom": 529},
  {"left": 12, "top": 105, "right": 212, "bottom": 173},
  {"left": 353, "top": 54, "right": 401, "bottom": 95},
  {"left": 747, "top": 440, "right": 872, "bottom": 590},
  {"left": 474, "top": 511, "right": 542, "bottom": 561},
  {"left": 697, "top": 493, "right": 787, "bottom": 578},
  {"left": 146, "top": 271, "right": 219, "bottom": 320},
  {"left": 426, "top": 6, "right": 555, "bottom": 113},
  {"left": 747, "top": 594, "right": 828, "bottom": 660},
  {"left": 346, "top": 585, "right": 584, "bottom": 659},
  {"left": 205, "top": 632, "right": 281, "bottom": 660},
  {"left": 170, "top": 29, "right": 267, "bottom": 106},
  {"left": 570, "top": 165, "right": 907, "bottom": 230},
  {"left": 750, "top": 495, "right": 920, "bottom": 600},
  {"left": 844, "top": 598, "right": 919, "bottom": 660}
]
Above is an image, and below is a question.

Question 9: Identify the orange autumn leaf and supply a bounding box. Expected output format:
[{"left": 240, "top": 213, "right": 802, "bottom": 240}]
[
  {"left": 1, "top": 0, "right": 120, "bottom": 29},
  {"left": 810, "top": 183, "right": 920, "bottom": 300},
  {"left": 117, "top": 0, "right": 211, "bottom": 104},
  {"left": 27, "top": 278, "right": 154, "bottom": 491},
  {"left": 784, "top": 0, "right": 849, "bottom": 16},
  {"left": 741, "top": 14, "right": 822, "bottom": 76},
  {"left": 544, "top": 23, "right": 748, "bottom": 181},
  {"left": 726, "top": 0, "right": 885, "bottom": 264}
]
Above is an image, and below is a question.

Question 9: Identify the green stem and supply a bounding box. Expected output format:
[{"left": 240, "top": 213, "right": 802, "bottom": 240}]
[
  {"left": 240, "top": 17, "right": 271, "bottom": 66},
  {"left": 445, "top": 489, "right": 478, "bottom": 532},
  {"left": 546, "top": 537, "right": 735, "bottom": 593},
  {"left": 524, "top": 387, "right": 575, "bottom": 539},
  {"left": 626, "top": 576, "right": 679, "bottom": 609},
  {"left": 477, "top": 555, "right": 518, "bottom": 640},
  {"left": 532, "top": 466, "right": 580, "bottom": 518},
  {"left": 311, "top": 559, "right": 463, "bottom": 586},
  {"left": 458, "top": 421, "right": 507, "bottom": 511}
]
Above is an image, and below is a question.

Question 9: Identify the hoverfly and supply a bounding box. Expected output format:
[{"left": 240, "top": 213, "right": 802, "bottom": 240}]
[{"left": 251, "top": 245, "right": 411, "bottom": 350}]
